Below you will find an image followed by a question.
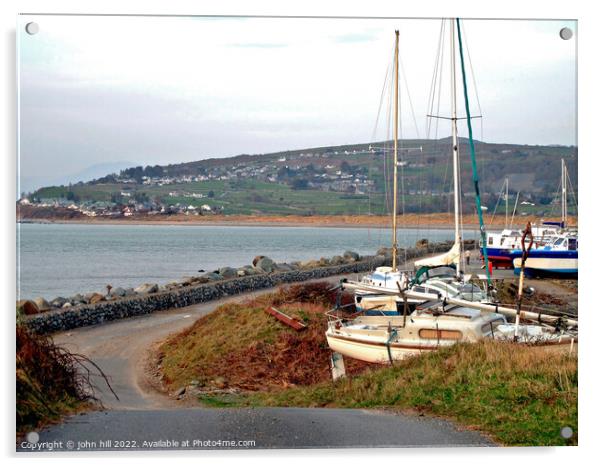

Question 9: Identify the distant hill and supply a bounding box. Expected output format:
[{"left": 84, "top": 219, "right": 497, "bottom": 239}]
[{"left": 25, "top": 138, "right": 577, "bottom": 217}]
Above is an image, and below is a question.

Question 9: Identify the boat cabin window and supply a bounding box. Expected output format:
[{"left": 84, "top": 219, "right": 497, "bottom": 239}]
[
  {"left": 568, "top": 238, "right": 577, "bottom": 250},
  {"left": 481, "top": 319, "right": 506, "bottom": 335},
  {"left": 418, "top": 329, "right": 463, "bottom": 340},
  {"left": 458, "top": 283, "right": 486, "bottom": 300},
  {"left": 414, "top": 286, "right": 426, "bottom": 293},
  {"left": 553, "top": 237, "right": 566, "bottom": 247},
  {"left": 488, "top": 237, "right": 493, "bottom": 245}
]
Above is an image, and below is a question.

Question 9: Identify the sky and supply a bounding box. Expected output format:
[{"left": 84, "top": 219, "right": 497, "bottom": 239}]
[{"left": 17, "top": 15, "right": 577, "bottom": 193}]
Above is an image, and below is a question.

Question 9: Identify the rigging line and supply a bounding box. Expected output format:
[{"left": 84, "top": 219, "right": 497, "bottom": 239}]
[
  {"left": 383, "top": 55, "right": 394, "bottom": 223},
  {"left": 396, "top": 77, "right": 409, "bottom": 263},
  {"left": 460, "top": 21, "right": 485, "bottom": 162},
  {"left": 371, "top": 63, "right": 392, "bottom": 141},
  {"left": 368, "top": 60, "right": 392, "bottom": 230},
  {"left": 433, "top": 19, "right": 446, "bottom": 141},
  {"left": 550, "top": 178, "right": 562, "bottom": 219},
  {"left": 459, "top": 21, "right": 483, "bottom": 117},
  {"left": 565, "top": 164, "right": 578, "bottom": 214},
  {"left": 510, "top": 190, "right": 520, "bottom": 229},
  {"left": 426, "top": 19, "right": 445, "bottom": 139},
  {"left": 429, "top": 19, "right": 447, "bottom": 239},
  {"left": 488, "top": 178, "right": 506, "bottom": 228},
  {"left": 399, "top": 54, "right": 421, "bottom": 140}
]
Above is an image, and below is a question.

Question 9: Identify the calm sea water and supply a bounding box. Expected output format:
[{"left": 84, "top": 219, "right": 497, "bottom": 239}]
[{"left": 17, "top": 223, "right": 477, "bottom": 300}]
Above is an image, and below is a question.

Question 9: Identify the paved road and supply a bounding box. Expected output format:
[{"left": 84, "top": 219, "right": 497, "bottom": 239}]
[
  {"left": 20, "top": 408, "right": 492, "bottom": 451},
  {"left": 20, "top": 271, "right": 494, "bottom": 451}
]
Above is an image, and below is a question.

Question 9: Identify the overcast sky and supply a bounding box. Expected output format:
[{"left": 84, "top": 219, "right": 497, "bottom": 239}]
[{"left": 18, "top": 15, "right": 576, "bottom": 192}]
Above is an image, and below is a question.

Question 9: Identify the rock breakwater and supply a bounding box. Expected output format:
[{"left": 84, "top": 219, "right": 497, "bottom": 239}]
[{"left": 24, "top": 242, "right": 456, "bottom": 334}]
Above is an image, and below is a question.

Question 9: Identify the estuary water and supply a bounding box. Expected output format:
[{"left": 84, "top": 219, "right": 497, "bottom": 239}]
[{"left": 17, "top": 222, "right": 477, "bottom": 300}]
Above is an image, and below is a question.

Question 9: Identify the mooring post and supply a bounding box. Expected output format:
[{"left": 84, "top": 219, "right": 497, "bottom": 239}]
[{"left": 330, "top": 351, "right": 346, "bottom": 381}]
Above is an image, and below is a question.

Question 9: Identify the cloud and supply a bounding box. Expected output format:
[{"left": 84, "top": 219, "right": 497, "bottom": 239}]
[
  {"left": 226, "top": 42, "right": 288, "bottom": 48},
  {"left": 17, "top": 15, "right": 576, "bottom": 189},
  {"left": 332, "top": 31, "right": 378, "bottom": 43}
]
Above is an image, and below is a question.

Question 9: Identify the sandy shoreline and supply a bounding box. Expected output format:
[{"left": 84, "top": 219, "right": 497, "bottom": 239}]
[{"left": 17, "top": 213, "right": 577, "bottom": 230}]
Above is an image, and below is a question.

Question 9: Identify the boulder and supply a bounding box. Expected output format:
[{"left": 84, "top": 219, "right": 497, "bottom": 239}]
[
  {"left": 376, "top": 247, "right": 393, "bottom": 257},
  {"left": 318, "top": 257, "right": 331, "bottom": 267},
  {"left": 300, "top": 260, "right": 320, "bottom": 269},
  {"left": 373, "top": 255, "right": 387, "bottom": 266},
  {"left": 89, "top": 293, "right": 105, "bottom": 304},
  {"left": 110, "top": 287, "right": 126, "bottom": 297},
  {"left": 330, "top": 255, "right": 345, "bottom": 265},
  {"left": 84, "top": 292, "right": 98, "bottom": 303},
  {"left": 236, "top": 269, "right": 246, "bottom": 277},
  {"left": 50, "top": 297, "right": 67, "bottom": 308},
  {"left": 218, "top": 267, "right": 237, "bottom": 279},
  {"left": 134, "top": 283, "right": 159, "bottom": 294},
  {"left": 62, "top": 302, "right": 73, "bottom": 309},
  {"left": 416, "top": 238, "right": 429, "bottom": 249},
  {"left": 33, "top": 297, "right": 51, "bottom": 312},
  {"left": 17, "top": 300, "right": 39, "bottom": 315},
  {"left": 343, "top": 250, "right": 360, "bottom": 262},
  {"left": 275, "top": 263, "right": 294, "bottom": 272},
  {"left": 180, "top": 277, "right": 194, "bottom": 287},
  {"left": 254, "top": 256, "right": 275, "bottom": 273},
  {"left": 202, "top": 272, "right": 222, "bottom": 281}
]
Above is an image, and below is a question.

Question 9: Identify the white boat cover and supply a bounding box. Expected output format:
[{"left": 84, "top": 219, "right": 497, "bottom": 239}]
[{"left": 414, "top": 242, "right": 461, "bottom": 268}]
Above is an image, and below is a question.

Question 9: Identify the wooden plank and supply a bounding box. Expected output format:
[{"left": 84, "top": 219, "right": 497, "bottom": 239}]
[{"left": 265, "top": 307, "right": 307, "bottom": 331}]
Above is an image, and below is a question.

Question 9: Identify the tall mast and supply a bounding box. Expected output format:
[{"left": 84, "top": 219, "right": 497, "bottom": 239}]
[
  {"left": 450, "top": 19, "right": 462, "bottom": 278},
  {"left": 505, "top": 177, "right": 509, "bottom": 229},
  {"left": 561, "top": 158, "right": 567, "bottom": 226},
  {"left": 391, "top": 30, "right": 400, "bottom": 271}
]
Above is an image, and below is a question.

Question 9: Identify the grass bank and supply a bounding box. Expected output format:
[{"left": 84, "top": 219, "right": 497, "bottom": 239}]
[{"left": 211, "top": 341, "right": 577, "bottom": 446}]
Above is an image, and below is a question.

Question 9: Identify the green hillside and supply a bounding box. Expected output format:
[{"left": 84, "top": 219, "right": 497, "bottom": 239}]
[{"left": 28, "top": 138, "right": 577, "bottom": 217}]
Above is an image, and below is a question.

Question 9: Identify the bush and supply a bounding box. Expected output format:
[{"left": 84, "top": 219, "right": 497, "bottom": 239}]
[{"left": 16, "top": 326, "right": 115, "bottom": 433}]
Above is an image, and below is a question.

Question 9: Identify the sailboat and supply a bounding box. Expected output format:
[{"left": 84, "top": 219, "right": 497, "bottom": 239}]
[{"left": 325, "top": 21, "right": 577, "bottom": 364}]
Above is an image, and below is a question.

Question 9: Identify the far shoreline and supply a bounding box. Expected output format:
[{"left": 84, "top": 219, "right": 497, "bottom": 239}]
[{"left": 16, "top": 212, "right": 577, "bottom": 231}]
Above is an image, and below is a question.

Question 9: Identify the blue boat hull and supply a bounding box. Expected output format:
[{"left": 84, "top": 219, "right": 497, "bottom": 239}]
[{"left": 510, "top": 249, "right": 578, "bottom": 278}]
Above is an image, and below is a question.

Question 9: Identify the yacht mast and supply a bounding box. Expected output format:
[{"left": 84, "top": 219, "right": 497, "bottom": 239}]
[
  {"left": 450, "top": 20, "right": 462, "bottom": 278},
  {"left": 561, "top": 158, "right": 567, "bottom": 226},
  {"left": 392, "top": 30, "right": 400, "bottom": 271},
  {"left": 505, "top": 178, "right": 509, "bottom": 229}
]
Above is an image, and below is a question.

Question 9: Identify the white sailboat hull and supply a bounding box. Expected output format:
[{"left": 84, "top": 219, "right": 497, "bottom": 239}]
[
  {"left": 326, "top": 333, "right": 435, "bottom": 363},
  {"left": 512, "top": 257, "right": 578, "bottom": 275}
]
